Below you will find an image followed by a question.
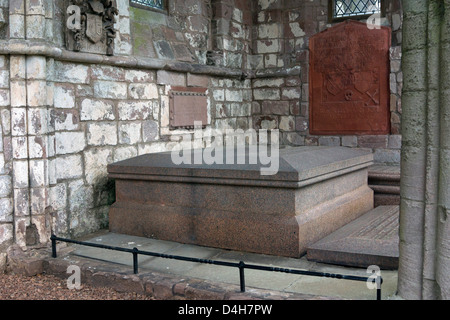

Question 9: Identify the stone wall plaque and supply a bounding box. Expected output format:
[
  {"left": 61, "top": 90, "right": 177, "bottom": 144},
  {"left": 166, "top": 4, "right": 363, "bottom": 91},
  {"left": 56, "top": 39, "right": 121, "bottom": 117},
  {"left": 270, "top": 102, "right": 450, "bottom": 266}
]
[
  {"left": 65, "top": 0, "right": 118, "bottom": 56},
  {"left": 169, "top": 87, "right": 208, "bottom": 130},
  {"left": 309, "top": 20, "right": 391, "bottom": 135}
]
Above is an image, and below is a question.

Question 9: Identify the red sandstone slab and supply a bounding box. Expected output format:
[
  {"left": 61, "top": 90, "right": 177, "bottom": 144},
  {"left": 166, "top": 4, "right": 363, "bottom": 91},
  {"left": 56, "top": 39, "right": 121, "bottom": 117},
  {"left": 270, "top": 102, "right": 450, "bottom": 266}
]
[
  {"left": 306, "top": 206, "right": 399, "bottom": 269},
  {"left": 309, "top": 20, "right": 391, "bottom": 135}
]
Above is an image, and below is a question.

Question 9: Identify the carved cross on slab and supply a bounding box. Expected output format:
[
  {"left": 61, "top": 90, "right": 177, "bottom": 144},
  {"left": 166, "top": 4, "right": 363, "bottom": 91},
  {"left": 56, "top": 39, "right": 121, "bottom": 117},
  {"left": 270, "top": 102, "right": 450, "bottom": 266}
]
[{"left": 66, "top": 0, "right": 119, "bottom": 56}]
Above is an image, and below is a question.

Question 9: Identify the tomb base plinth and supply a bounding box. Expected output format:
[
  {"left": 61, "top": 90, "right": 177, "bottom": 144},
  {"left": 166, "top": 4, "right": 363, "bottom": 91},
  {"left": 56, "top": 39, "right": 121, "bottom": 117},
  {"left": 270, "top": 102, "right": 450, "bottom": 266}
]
[{"left": 108, "top": 146, "right": 374, "bottom": 258}]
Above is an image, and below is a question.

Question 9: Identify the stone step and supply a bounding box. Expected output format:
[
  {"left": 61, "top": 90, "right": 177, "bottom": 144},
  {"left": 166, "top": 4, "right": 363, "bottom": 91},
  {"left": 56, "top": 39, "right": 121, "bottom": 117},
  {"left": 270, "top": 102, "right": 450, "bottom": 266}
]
[
  {"left": 306, "top": 206, "right": 399, "bottom": 270},
  {"left": 368, "top": 165, "right": 401, "bottom": 207}
]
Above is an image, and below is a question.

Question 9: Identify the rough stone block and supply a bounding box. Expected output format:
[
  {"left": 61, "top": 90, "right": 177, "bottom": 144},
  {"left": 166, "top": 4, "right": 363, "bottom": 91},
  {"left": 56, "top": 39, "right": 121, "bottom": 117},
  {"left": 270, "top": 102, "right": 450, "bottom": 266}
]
[
  {"left": 54, "top": 84, "right": 75, "bottom": 109},
  {"left": 125, "top": 70, "right": 155, "bottom": 83},
  {"left": 119, "top": 123, "right": 141, "bottom": 145},
  {"left": 9, "top": 14, "right": 25, "bottom": 39},
  {"left": 256, "top": 39, "right": 280, "bottom": 53},
  {"left": 129, "top": 83, "right": 158, "bottom": 100},
  {"left": 55, "top": 131, "right": 86, "bottom": 155},
  {"left": 253, "top": 88, "right": 280, "bottom": 100},
  {"left": 6, "top": 245, "right": 44, "bottom": 276},
  {"left": 53, "top": 109, "right": 80, "bottom": 131},
  {"left": 187, "top": 74, "right": 209, "bottom": 87},
  {"left": 28, "top": 136, "right": 45, "bottom": 159},
  {"left": 114, "top": 146, "right": 138, "bottom": 163},
  {"left": 56, "top": 155, "right": 83, "bottom": 180},
  {"left": 26, "top": 56, "right": 46, "bottom": 80},
  {"left": 279, "top": 116, "right": 295, "bottom": 131},
  {"left": 10, "top": 81, "right": 27, "bottom": 107},
  {"left": 81, "top": 99, "right": 115, "bottom": 121},
  {"left": 281, "top": 87, "right": 301, "bottom": 100},
  {"left": 0, "top": 198, "right": 13, "bottom": 222},
  {"left": 54, "top": 62, "right": 89, "bottom": 84},
  {"left": 0, "top": 175, "right": 11, "bottom": 198},
  {"left": 118, "top": 101, "right": 153, "bottom": 121},
  {"left": 319, "top": 136, "right": 341, "bottom": 147},
  {"left": 12, "top": 136, "right": 28, "bottom": 159},
  {"left": 157, "top": 70, "right": 186, "bottom": 86},
  {"left": 252, "top": 77, "right": 284, "bottom": 88},
  {"left": 0, "top": 70, "right": 9, "bottom": 89},
  {"left": 84, "top": 148, "right": 113, "bottom": 185},
  {"left": 87, "top": 122, "right": 118, "bottom": 146},
  {"left": 0, "top": 224, "right": 13, "bottom": 245},
  {"left": 94, "top": 81, "right": 128, "bottom": 99},
  {"left": 0, "top": 89, "right": 10, "bottom": 107},
  {"left": 225, "top": 89, "right": 243, "bottom": 102},
  {"left": 11, "top": 108, "right": 27, "bottom": 136},
  {"left": 258, "top": 23, "right": 281, "bottom": 39},
  {"left": 142, "top": 120, "right": 159, "bottom": 142},
  {"left": 27, "top": 108, "right": 48, "bottom": 135},
  {"left": 213, "top": 89, "right": 225, "bottom": 101},
  {"left": 262, "top": 101, "right": 289, "bottom": 115},
  {"left": 91, "top": 65, "right": 125, "bottom": 82}
]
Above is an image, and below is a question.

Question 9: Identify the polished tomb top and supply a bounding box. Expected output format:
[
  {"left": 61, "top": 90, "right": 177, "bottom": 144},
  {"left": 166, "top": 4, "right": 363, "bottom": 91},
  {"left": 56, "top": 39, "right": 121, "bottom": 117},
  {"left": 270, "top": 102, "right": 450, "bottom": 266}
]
[{"left": 107, "top": 146, "right": 373, "bottom": 188}]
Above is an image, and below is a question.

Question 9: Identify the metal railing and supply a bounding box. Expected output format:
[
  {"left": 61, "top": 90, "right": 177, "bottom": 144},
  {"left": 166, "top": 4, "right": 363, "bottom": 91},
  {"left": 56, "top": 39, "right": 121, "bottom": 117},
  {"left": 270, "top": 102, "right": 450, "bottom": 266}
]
[{"left": 50, "top": 234, "right": 383, "bottom": 300}]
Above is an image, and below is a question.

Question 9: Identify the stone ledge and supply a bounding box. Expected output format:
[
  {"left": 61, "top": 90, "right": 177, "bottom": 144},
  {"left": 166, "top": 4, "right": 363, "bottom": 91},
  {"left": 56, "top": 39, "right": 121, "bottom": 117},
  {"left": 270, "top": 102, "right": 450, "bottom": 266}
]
[
  {"left": 0, "top": 40, "right": 301, "bottom": 81},
  {"left": 42, "top": 253, "right": 337, "bottom": 300}
]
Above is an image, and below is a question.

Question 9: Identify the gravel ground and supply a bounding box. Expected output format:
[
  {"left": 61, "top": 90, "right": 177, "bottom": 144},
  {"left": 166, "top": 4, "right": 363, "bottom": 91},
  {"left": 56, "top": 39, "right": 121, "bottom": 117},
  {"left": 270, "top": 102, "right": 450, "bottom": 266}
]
[{"left": 0, "top": 272, "right": 153, "bottom": 300}]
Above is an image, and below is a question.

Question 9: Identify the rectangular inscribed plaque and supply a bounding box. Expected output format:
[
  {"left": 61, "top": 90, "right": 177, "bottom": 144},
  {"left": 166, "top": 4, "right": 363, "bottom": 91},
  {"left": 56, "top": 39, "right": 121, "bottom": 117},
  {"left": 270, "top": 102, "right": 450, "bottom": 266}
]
[
  {"left": 169, "top": 87, "right": 208, "bottom": 130},
  {"left": 309, "top": 20, "right": 391, "bottom": 135}
]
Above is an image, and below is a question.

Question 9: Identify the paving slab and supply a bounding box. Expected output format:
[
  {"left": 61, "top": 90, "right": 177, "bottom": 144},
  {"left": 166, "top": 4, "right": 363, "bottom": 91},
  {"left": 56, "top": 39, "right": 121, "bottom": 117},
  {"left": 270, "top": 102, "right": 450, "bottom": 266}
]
[
  {"left": 67, "top": 231, "right": 398, "bottom": 300},
  {"left": 306, "top": 206, "right": 399, "bottom": 269}
]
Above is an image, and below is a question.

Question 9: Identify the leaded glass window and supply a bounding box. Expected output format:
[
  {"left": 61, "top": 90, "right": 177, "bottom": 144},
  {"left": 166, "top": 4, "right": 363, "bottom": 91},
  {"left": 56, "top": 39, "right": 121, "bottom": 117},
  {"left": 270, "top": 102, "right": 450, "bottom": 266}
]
[
  {"left": 331, "top": 0, "right": 381, "bottom": 19},
  {"left": 130, "top": 0, "right": 165, "bottom": 11}
]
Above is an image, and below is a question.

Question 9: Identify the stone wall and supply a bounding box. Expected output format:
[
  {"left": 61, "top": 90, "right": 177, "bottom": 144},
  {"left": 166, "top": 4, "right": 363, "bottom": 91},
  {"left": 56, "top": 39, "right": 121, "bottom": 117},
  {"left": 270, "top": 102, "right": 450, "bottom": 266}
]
[
  {"left": 249, "top": 0, "right": 403, "bottom": 164},
  {"left": 0, "top": 0, "right": 404, "bottom": 254}
]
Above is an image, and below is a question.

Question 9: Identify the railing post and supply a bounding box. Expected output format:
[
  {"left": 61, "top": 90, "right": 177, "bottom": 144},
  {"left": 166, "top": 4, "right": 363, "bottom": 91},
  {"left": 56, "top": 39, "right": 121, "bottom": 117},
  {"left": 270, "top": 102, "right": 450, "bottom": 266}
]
[
  {"left": 132, "top": 248, "right": 139, "bottom": 274},
  {"left": 51, "top": 234, "right": 57, "bottom": 258},
  {"left": 377, "top": 276, "right": 382, "bottom": 300},
  {"left": 239, "top": 261, "right": 246, "bottom": 292}
]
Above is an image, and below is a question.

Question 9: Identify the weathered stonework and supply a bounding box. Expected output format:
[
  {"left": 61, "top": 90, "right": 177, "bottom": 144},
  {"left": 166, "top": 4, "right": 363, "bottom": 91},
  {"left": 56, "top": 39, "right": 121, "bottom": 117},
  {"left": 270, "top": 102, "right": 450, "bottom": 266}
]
[{"left": 0, "top": 0, "right": 406, "bottom": 279}]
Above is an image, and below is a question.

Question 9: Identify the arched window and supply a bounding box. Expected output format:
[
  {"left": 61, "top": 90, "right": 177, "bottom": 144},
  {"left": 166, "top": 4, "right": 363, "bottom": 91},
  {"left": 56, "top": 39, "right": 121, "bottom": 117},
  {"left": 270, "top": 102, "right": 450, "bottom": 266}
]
[{"left": 130, "top": 0, "right": 166, "bottom": 12}]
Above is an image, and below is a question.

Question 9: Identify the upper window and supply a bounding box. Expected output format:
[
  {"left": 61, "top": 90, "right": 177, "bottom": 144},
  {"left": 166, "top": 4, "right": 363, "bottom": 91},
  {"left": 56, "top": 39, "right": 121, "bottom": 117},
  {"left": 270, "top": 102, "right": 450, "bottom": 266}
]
[
  {"left": 130, "top": 0, "right": 166, "bottom": 12},
  {"left": 330, "top": 0, "right": 383, "bottom": 21}
]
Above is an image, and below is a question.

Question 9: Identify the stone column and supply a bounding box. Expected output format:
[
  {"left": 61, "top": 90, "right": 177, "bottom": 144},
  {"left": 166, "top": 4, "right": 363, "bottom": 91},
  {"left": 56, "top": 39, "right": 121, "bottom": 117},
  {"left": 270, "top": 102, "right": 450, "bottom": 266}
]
[
  {"left": 8, "top": 0, "right": 52, "bottom": 247},
  {"left": 398, "top": 0, "right": 450, "bottom": 300}
]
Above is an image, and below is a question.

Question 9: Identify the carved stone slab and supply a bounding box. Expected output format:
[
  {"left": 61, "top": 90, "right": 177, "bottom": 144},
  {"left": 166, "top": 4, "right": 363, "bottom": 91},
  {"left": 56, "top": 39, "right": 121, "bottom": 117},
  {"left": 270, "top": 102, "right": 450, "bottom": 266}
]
[
  {"left": 65, "top": 0, "right": 118, "bottom": 56},
  {"left": 309, "top": 20, "right": 391, "bottom": 135},
  {"left": 307, "top": 205, "right": 399, "bottom": 269},
  {"left": 169, "top": 87, "right": 208, "bottom": 130}
]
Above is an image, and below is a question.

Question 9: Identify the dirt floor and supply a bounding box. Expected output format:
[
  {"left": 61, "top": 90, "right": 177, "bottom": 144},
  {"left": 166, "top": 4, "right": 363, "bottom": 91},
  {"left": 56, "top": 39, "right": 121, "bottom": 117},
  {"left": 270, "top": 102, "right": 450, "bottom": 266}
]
[{"left": 0, "top": 272, "right": 153, "bottom": 300}]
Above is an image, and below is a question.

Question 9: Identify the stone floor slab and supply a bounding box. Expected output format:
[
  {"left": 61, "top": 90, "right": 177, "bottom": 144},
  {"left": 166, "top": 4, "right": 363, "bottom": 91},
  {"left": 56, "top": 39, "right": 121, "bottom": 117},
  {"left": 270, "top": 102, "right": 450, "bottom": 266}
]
[
  {"left": 306, "top": 206, "right": 399, "bottom": 269},
  {"left": 64, "top": 231, "right": 398, "bottom": 300}
]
